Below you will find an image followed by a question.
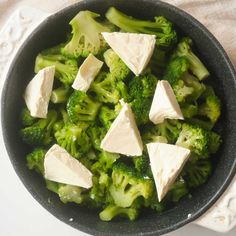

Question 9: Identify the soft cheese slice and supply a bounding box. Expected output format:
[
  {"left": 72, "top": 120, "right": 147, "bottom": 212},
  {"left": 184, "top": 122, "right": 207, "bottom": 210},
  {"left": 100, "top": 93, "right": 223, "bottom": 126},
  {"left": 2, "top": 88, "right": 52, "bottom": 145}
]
[
  {"left": 72, "top": 53, "right": 103, "bottom": 92},
  {"left": 101, "top": 100, "right": 143, "bottom": 156},
  {"left": 44, "top": 144, "right": 92, "bottom": 188},
  {"left": 146, "top": 142, "right": 190, "bottom": 201},
  {"left": 102, "top": 32, "right": 156, "bottom": 75},
  {"left": 24, "top": 66, "right": 55, "bottom": 118},
  {"left": 149, "top": 80, "right": 184, "bottom": 124}
]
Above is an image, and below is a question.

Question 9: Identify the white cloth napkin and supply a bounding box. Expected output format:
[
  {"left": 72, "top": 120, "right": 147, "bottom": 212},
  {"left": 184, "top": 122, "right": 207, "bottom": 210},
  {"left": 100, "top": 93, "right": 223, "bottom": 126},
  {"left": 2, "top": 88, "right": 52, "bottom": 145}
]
[{"left": 163, "top": 0, "right": 236, "bottom": 66}]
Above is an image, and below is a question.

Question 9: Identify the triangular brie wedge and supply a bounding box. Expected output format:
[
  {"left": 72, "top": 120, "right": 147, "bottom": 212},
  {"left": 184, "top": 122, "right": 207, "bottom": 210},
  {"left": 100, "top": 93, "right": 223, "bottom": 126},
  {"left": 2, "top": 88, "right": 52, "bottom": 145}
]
[
  {"left": 102, "top": 32, "right": 156, "bottom": 75},
  {"left": 100, "top": 100, "right": 143, "bottom": 156},
  {"left": 44, "top": 144, "right": 93, "bottom": 188},
  {"left": 149, "top": 80, "right": 184, "bottom": 124},
  {"left": 146, "top": 142, "right": 190, "bottom": 201}
]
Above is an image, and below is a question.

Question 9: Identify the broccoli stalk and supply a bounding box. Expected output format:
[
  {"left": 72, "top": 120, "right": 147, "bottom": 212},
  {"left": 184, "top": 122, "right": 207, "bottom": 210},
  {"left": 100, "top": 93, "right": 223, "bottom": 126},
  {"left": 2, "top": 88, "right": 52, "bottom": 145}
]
[
  {"left": 103, "top": 49, "right": 130, "bottom": 80},
  {"left": 62, "top": 11, "right": 112, "bottom": 58},
  {"left": 67, "top": 91, "right": 101, "bottom": 123},
  {"left": 99, "top": 204, "right": 138, "bottom": 221},
  {"left": 51, "top": 86, "right": 70, "bottom": 104},
  {"left": 109, "top": 163, "right": 153, "bottom": 208},
  {"left": 35, "top": 54, "right": 78, "bottom": 85},
  {"left": 55, "top": 123, "right": 91, "bottom": 158},
  {"left": 106, "top": 7, "right": 177, "bottom": 47},
  {"left": 175, "top": 37, "right": 210, "bottom": 80}
]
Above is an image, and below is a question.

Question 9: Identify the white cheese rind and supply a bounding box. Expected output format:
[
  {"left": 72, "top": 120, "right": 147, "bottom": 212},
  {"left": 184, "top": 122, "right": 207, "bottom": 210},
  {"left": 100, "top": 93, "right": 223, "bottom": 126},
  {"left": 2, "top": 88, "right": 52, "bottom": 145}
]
[
  {"left": 149, "top": 80, "right": 184, "bottom": 124},
  {"left": 102, "top": 32, "right": 156, "bottom": 75},
  {"left": 72, "top": 53, "right": 103, "bottom": 92},
  {"left": 24, "top": 66, "right": 55, "bottom": 118},
  {"left": 146, "top": 142, "right": 190, "bottom": 201},
  {"left": 100, "top": 101, "right": 143, "bottom": 156},
  {"left": 44, "top": 144, "right": 93, "bottom": 188}
]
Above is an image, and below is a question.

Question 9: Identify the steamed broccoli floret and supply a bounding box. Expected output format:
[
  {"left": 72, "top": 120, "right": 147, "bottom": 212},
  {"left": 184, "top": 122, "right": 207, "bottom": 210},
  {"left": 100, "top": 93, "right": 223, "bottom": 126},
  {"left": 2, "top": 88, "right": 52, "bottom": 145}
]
[
  {"left": 103, "top": 49, "right": 130, "bottom": 80},
  {"left": 109, "top": 162, "right": 153, "bottom": 208},
  {"left": 87, "top": 125, "right": 106, "bottom": 151},
  {"left": 128, "top": 73, "right": 157, "bottom": 100},
  {"left": 133, "top": 155, "right": 150, "bottom": 174},
  {"left": 208, "top": 131, "right": 222, "bottom": 154},
  {"left": 92, "top": 151, "right": 120, "bottom": 173},
  {"left": 176, "top": 123, "right": 209, "bottom": 157},
  {"left": 89, "top": 173, "right": 110, "bottom": 206},
  {"left": 90, "top": 72, "right": 127, "bottom": 104},
  {"left": 182, "top": 159, "right": 212, "bottom": 188},
  {"left": 172, "top": 79, "right": 194, "bottom": 103},
  {"left": 144, "top": 120, "right": 182, "bottom": 144},
  {"left": 58, "top": 184, "right": 87, "bottom": 204},
  {"left": 142, "top": 127, "right": 168, "bottom": 144},
  {"left": 98, "top": 104, "right": 121, "bottom": 129},
  {"left": 51, "top": 86, "right": 71, "bottom": 104},
  {"left": 106, "top": 7, "right": 177, "bottom": 47},
  {"left": 181, "top": 73, "right": 206, "bottom": 101},
  {"left": 46, "top": 180, "right": 61, "bottom": 194},
  {"left": 67, "top": 91, "right": 101, "bottom": 123},
  {"left": 55, "top": 123, "right": 91, "bottom": 158},
  {"left": 62, "top": 11, "right": 112, "bottom": 58},
  {"left": 186, "top": 118, "right": 214, "bottom": 131},
  {"left": 174, "top": 37, "right": 210, "bottom": 80},
  {"left": 144, "top": 191, "right": 166, "bottom": 213},
  {"left": 99, "top": 204, "right": 138, "bottom": 221},
  {"left": 198, "top": 95, "right": 221, "bottom": 124},
  {"left": 26, "top": 148, "right": 46, "bottom": 174},
  {"left": 180, "top": 103, "right": 198, "bottom": 118},
  {"left": 162, "top": 56, "right": 189, "bottom": 85},
  {"left": 20, "top": 110, "right": 58, "bottom": 146},
  {"left": 130, "top": 98, "right": 152, "bottom": 126},
  {"left": 35, "top": 54, "right": 78, "bottom": 85},
  {"left": 20, "top": 108, "right": 37, "bottom": 126},
  {"left": 167, "top": 179, "right": 189, "bottom": 202}
]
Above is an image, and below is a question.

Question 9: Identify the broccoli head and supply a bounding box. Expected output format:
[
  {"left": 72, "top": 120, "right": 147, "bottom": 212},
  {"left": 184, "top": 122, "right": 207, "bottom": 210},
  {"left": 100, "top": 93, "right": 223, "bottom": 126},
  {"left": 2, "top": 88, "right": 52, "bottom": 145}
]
[
  {"left": 109, "top": 162, "right": 153, "bottom": 208},
  {"left": 167, "top": 179, "right": 189, "bottom": 202},
  {"left": 98, "top": 104, "right": 121, "bottom": 130},
  {"left": 208, "top": 131, "right": 222, "bottom": 154},
  {"left": 55, "top": 123, "right": 91, "bottom": 158},
  {"left": 26, "top": 148, "right": 46, "bottom": 174},
  {"left": 182, "top": 159, "right": 212, "bottom": 188},
  {"left": 174, "top": 37, "right": 210, "bottom": 80},
  {"left": 144, "top": 191, "right": 167, "bottom": 213},
  {"left": 106, "top": 7, "right": 177, "bottom": 47},
  {"left": 130, "top": 98, "right": 152, "bottom": 126},
  {"left": 198, "top": 95, "right": 221, "bottom": 124},
  {"left": 35, "top": 53, "right": 78, "bottom": 85},
  {"left": 67, "top": 91, "right": 101, "bottom": 123},
  {"left": 172, "top": 79, "right": 194, "bottom": 103},
  {"left": 180, "top": 103, "right": 198, "bottom": 118},
  {"left": 128, "top": 73, "right": 157, "bottom": 100},
  {"left": 20, "top": 107, "right": 37, "bottom": 126},
  {"left": 162, "top": 56, "right": 189, "bottom": 85},
  {"left": 20, "top": 110, "right": 58, "bottom": 146},
  {"left": 176, "top": 123, "right": 209, "bottom": 157},
  {"left": 99, "top": 204, "right": 138, "bottom": 221},
  {"left": 87, "top": 125, "right": 106, "bottom": 151},
  {"left": 133, "top": 155, "right": 150, "bottom": 174},
  {"left": 103, "top": 49, "right": 130, "bottom": 80},
  {"left": 90, "top": 72, "right": 127, "bottom": 104},
  {"left": 62, "top": 11, "right": 112, "bottom": 58}
]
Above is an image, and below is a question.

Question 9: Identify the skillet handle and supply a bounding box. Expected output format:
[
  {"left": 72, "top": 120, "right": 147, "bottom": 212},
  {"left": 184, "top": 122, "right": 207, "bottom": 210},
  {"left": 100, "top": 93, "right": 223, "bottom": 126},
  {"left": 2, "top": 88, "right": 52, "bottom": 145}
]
[{"left": 0, "top": 5, "right": 236, "bottom": 234}]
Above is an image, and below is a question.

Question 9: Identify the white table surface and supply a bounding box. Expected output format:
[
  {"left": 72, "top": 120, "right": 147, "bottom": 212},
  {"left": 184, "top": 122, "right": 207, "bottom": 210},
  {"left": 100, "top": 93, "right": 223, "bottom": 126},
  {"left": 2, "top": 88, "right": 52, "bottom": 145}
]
[{"left": 0, "top": 1, "right": 236, "bottom": 236}]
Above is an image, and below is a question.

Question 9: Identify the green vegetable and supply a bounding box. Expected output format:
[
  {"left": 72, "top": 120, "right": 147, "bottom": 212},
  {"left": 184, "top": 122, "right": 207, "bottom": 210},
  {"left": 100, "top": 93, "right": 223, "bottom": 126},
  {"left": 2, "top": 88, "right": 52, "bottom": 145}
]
[
  {"left": 55, "top": 123, "right": 91, "bottom": 158},
  {"left": 99, "top": 204, "right": 138, "bottom": 221},
  {"left": 208, "top": 131, "right": 222, "bottom": 154},
  {"left": 109, "top": 162, "right": 153, "bottom": 208},
  {"left": 20, "top": 108, "right": 37, "bottom": 126},
  {"left": 20, "top": 110, "right": 58, "bottom": 146},
  {"left": 174, "top": 37, "right": 210, "bottom": 80},
  {"left": 26, "top": 148, "right": 46, "bottom": 174},
  {"left": 103, "top": 49, "right": 130, "bottom": 80},
  {"left": 106, "top": 7, "right": 177, "bottom": 47},
  {"left": 67, "top": 91, "right": 101, "bottom": 123},
  {"left": 51, "top": 86, "right": 70, "bottom": 104},
  {"left": 167, "top": 179, "right": 189, "bottom": 202},
  {"left": 35, "top": 53, "right": 78, "bottom": 85},
  {"left": 62, "top": 11, "right": 112, "bottom": 58}
]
